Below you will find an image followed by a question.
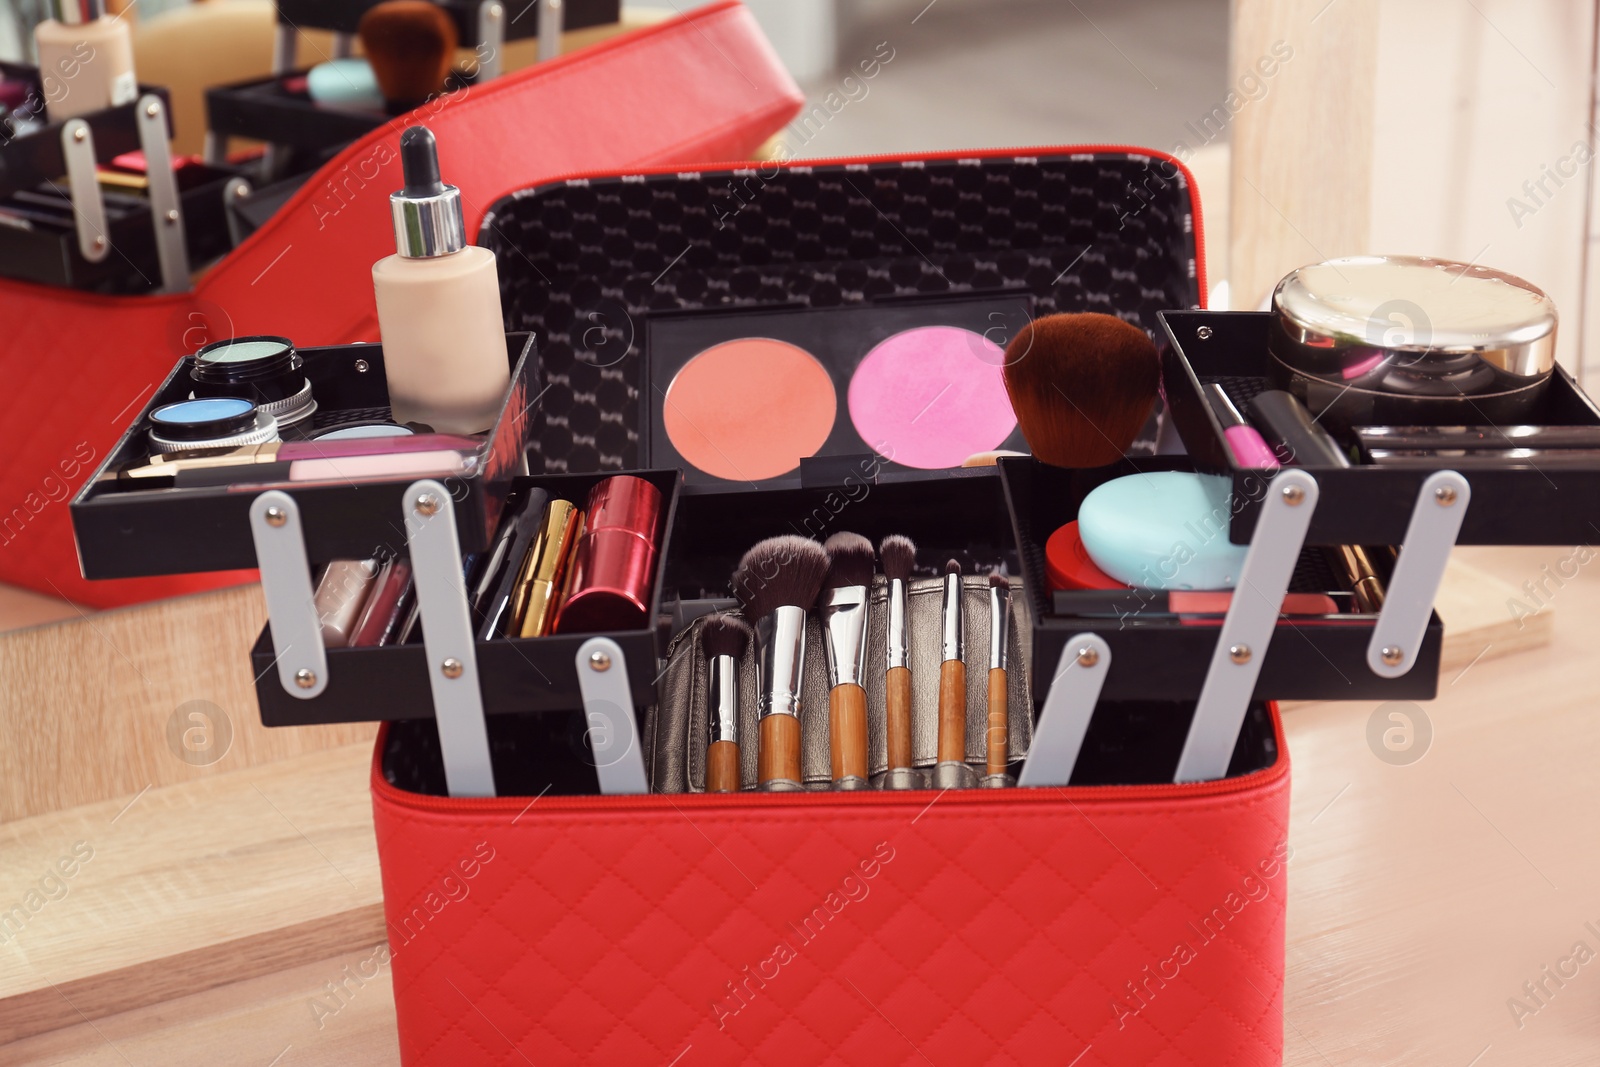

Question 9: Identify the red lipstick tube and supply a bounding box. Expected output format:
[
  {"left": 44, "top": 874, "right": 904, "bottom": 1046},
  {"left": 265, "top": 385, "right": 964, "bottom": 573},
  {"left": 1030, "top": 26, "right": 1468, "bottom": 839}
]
[{"left": 554, "top": 475, "right": 662, "bottom": 634}]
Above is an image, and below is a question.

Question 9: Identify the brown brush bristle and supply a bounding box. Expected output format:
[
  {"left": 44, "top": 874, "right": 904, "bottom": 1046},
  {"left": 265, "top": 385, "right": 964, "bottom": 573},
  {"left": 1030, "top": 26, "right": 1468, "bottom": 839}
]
[
  {"left": 732, "top": 536, "right": 829, "bottom": 621},
  {"left": 821, "top": 532, "right": 875, "bottom": 592},
  {"left": 1001, "top": 312, "right": 1159, "bottom": 468},
  {"left": 699, "top": 614, "right": 751, "bottom": 660},
  {"left": 989, "top": 572, "right": 1008, "bottom": 589},
  {"left": 945, "top": 559, "right": 961, "bottom": 576},
  {"left": 879, "top": 535, "right": 916, "bottom": 583},
  {"left": 359, "top": 0, "right": 458, "bottom": 107}
]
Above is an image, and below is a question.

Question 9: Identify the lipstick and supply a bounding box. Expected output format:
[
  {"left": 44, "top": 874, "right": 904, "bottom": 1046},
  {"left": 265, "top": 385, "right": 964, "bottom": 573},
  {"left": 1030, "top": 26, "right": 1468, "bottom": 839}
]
[
  {"left": 553, "top": 476, "right": 662, "bottom": 634},
  {"left": 512, "top": 499, "right": 583, "bottom": 637}
]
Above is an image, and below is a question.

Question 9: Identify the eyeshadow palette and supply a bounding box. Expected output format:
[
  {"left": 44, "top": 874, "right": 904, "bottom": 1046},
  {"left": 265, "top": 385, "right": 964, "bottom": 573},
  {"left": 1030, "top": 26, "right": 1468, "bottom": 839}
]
[{"left": 645, "top": 292, "right": 1033, "bottom": 488}]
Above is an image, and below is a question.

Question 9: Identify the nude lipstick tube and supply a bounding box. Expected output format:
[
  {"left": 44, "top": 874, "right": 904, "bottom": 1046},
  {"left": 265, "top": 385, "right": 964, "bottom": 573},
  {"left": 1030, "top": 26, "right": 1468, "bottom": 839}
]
[{"left": 553, "top": 476, "right": 662, "bottom": 634}]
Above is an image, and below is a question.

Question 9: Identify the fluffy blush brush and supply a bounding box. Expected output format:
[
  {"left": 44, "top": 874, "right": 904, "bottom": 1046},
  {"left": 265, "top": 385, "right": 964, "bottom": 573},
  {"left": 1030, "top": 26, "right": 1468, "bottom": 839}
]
[
  {"left": 359, "top": 0, "right": 459, "bottom": 110},
  {"left": 1002, "top": 312, "right": 1161, "bottom": 467},
  {"left": 733, "top": 536, "right": 829, "bottom": 790},
  {"left": 700, "top": 614, "right": 751, "bottom": 793}
]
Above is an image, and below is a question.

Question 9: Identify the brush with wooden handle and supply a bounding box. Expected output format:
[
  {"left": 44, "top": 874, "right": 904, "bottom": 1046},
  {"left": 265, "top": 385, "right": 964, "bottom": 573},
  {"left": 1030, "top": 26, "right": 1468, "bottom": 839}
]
[
  {"left": 819, "top": 533, "right": 874, "bottom": 790},
  {"left": 983, "top": 572, "right": 1015, "bottom": 787},
  {"left": 733, "top": 536, "right": 828, "bottom": 791},
  {"left": 933, "top": 559, "right": 976, "bottom": 789},
  {"left": 878, "top": 535, "right": 922, "bottom": 789},
  {"left": 700, "top": 614, "right": 751, "bottom": 793}
]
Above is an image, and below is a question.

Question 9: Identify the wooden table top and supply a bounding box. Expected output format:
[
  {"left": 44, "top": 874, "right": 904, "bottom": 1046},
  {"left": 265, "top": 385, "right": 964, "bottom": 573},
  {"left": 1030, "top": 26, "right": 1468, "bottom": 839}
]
[{"left": 8, "top": 545, "right": 1596, "bottom": 1066}]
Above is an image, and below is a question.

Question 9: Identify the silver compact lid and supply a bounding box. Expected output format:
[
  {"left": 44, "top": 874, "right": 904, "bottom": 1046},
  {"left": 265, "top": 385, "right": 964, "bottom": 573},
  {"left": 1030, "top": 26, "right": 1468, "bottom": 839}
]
[
  {"left": 1271, "top": 255, "right": 1558, "bottom": 390},
  {"left": 390, "top": 126, "right": 466, "bottom": 259},
  {"left": 46, "top": 0, "right": 104, "bottom": 25}
]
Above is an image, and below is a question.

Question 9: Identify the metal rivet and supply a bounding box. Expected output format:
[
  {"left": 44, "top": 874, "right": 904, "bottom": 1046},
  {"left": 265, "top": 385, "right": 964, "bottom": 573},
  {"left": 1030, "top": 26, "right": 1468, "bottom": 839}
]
[
  {"left": 589, "top": 651, "right": 612, "bottom": 672},
  {"left": 165, "top": 209, "right": 179, "bottom": 224},
  {"left": 414, "top": 494, "right": 440, "bottom": 516},
  {"left": 1434, "top": 486, "right": 1457, "bottom": 506},
  {"left": 72, "top": 126, "right": 86, "bottom": 142},
  {"left": 1229, "top": 644, "right": 1252, "bottom": 664},
  {"left": 1076, "top": 646, "right": 1098, "bottom": 668},
  {"left": 233, "top": 184, "right": 248, "bottom": 198},
  {"left": 441, "top": 658, "right": 463, "bottom": 679},
  {"left": 1196, "top": 325, "right": 1213, "bottom": 340},
  {"left": 92, "top": 235, "right": 106, "bottom": 248},
  {"left": 1381, "top": 646, "right": 1404, "bottom": 667},
  {"left": 294, "top": 668, "right": 316, "bottom": 689},
  {"left": 489, "top": 1, "right": 503, "bottom": 15},
  {"left": 144, "top": 101, "right": 161, "bottom": 118},
  {"left": 264, "top": 506, "right": 287, "bottom": 527},
  {"left": 1281, "top": 485, "right": 1304, "bottom": 506},
  {"left": 353, "top": 358, "right": 369, "bottom": 373}
]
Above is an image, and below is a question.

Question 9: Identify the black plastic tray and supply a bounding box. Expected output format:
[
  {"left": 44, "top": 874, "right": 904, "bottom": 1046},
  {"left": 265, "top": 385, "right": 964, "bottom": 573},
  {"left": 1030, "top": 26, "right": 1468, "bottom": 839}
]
[
  {"left": 71, "top": 334, "right": 537, "bottom": 578},
  {"left": 998, "top": 455, "right": 1442, "bottom": 703},
  {"left": 0, "top": 62, "right": 172, "bottom": 201},
  {"left": 0, "top": 161, "right": 246, "bottom": 292},
  {"left": 1160, "top": 309, "right": 1600, "bottom": 545},
  {"left": 252, "top": 468, "right": 678, "bottom": 727}
]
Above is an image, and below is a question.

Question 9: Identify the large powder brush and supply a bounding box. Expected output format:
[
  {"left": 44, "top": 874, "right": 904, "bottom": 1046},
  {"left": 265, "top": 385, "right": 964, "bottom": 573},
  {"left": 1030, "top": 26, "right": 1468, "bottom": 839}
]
[
  {"left": 359, "top": 0, "right": 459, "bottom": 110},
  {"left": 1002, "top": 312, "right": 1161, "bottom": 468}
]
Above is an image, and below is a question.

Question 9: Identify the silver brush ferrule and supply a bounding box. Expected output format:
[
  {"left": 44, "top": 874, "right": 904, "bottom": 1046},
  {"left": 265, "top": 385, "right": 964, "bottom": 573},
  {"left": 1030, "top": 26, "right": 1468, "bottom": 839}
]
[
  {"left": 941, "top": 572, "right": 963, "bottom": 663},
  {"left": 706, "top": 654, "right": 739, "bottom": 744},
  {"left": 820, "top": 585, "right": 870, "bottom": 689},
  {"left": 755, "top": 604, "right": 807, "bottom": 720},
  {"left": 988, "top": 581, "right": 1011, "bottom": 672},
  {"left": 885, "top": 577, "right": 908, "bottom": 671}
]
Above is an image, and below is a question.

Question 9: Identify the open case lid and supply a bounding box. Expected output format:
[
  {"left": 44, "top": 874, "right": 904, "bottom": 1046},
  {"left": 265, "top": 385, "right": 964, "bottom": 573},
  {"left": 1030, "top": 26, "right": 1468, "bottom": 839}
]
[{"left": 477, "top": 146, "right": 1207, "bottom": 478}]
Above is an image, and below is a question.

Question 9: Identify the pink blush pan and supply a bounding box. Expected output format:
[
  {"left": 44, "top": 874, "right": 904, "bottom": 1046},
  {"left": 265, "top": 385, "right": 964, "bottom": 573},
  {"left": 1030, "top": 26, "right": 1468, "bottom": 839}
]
[{"left": 847, "top": 326, "right": 1017, "bottom": 469}]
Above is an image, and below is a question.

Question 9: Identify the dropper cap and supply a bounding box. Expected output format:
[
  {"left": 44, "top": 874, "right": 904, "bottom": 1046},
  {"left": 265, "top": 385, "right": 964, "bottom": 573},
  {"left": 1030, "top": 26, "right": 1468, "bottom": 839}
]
[
  {"left": 390, "top": 126, "right": 466, "bottom": 259},
  {"left": 46, "top": 0, "right": 105, "bottom": 25}
]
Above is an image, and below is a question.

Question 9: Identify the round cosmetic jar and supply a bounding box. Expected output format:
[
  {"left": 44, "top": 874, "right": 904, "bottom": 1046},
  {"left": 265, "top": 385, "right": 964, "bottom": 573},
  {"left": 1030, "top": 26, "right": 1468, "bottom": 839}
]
[
  {"left": 147, "top": 397, "right": 280, "bottom": 454},
  {"left": 1268, "top": 255, "right": 1558, "bottom": 424},
  {"left": 189, "top": 335, "right": 317, "bottom": 427}
]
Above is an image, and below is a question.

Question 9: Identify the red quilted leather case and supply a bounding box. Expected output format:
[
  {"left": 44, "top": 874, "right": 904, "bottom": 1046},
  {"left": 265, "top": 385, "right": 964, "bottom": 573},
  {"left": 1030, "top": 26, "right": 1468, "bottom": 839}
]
[
  {"left": 371, "top": 715, "right": 1288, "bottom": 1066},
  {"left": 12, "top": 0, "right": 800, "bottom": 608},
  {"left": 366, "top": 145, "right": 1288, "bottom": 1064}
]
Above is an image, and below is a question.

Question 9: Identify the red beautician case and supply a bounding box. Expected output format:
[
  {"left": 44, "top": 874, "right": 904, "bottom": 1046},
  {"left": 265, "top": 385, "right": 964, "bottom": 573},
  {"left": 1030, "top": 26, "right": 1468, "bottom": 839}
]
[
  {"left": 5, "top": 0, "right": 801, "bottom": 608},
  {"left": 365, "top": 147, "right": 1291, "bottom": 1066}
]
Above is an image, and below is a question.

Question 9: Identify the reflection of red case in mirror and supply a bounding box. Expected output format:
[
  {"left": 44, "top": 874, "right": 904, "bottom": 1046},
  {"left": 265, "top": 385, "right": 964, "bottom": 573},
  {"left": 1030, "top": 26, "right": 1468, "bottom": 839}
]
[{"left": 14, "top": 1, "right": 801, "bottom": 608}]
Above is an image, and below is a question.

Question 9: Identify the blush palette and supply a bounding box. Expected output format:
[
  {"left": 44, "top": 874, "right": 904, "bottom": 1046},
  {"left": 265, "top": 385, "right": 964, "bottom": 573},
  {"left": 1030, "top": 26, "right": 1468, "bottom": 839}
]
[{"left": 644, "top": 292, "right": 1034, "bottom": 488}]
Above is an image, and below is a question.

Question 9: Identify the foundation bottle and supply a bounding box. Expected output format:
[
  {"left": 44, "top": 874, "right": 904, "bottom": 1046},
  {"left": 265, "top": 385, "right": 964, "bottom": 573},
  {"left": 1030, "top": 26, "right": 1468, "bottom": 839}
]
[
  {"left": 372, "top": 126, "right": 510, "bottom": 434},
  {"left": 36, "top": 0, "right": 137, "bottom": 122}
]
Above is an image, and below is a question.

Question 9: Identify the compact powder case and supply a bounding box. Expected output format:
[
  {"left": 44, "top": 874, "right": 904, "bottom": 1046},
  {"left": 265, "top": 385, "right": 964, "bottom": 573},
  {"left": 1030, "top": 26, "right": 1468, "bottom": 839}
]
[
  {"left": 189, "top": 335, "right": 317, "bottom": 427},
  {"left": 1268, "top": 255, "right": 1559, "bottom": 424},
  {"left": 146, "top": 397, "right": 281, "bottom": 453}
]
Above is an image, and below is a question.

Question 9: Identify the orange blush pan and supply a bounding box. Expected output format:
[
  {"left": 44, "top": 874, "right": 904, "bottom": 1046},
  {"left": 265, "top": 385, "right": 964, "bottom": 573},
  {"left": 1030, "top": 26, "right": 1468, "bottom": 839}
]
[{"left": 662, "top": 338, "right": 837, "bottom": 482}]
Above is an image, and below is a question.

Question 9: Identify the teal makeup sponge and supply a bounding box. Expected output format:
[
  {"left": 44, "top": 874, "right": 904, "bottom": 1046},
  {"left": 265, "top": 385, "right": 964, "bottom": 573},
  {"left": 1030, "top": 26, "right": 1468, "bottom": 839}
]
[{"left": 1077, "top": 471, "right": 1248, "bottom": 590}]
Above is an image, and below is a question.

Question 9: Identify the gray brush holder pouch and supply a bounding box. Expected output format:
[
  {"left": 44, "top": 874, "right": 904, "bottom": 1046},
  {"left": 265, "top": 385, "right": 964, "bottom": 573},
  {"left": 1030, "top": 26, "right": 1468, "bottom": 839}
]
[{"left": 647, "top": 576, "right": 1032, "bottom": 792}]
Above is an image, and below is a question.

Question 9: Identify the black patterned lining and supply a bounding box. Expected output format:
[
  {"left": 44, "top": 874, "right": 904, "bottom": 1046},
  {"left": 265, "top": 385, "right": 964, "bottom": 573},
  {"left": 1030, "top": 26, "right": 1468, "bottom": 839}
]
[{"left": 480, "top": 153, "right": 1201, "bottom": 473}]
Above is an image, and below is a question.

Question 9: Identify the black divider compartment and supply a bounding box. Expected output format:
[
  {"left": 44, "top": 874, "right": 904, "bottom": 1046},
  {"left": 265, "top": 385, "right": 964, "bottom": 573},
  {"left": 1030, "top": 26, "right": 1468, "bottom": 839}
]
[
  {"left": 253, "top": 468, "right": 678, "bottom": 727},
  {"left": 1161, "top": 310, "right": 1600, "bottom": 546},
  {"left": 70, "top": 334, "right": 537, "bottom": 578},
  {"left": 998, "top": 455, "right": 1441, "bottom": 703}
]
